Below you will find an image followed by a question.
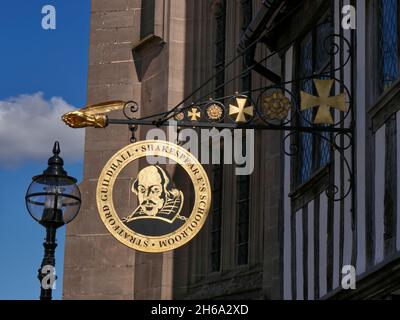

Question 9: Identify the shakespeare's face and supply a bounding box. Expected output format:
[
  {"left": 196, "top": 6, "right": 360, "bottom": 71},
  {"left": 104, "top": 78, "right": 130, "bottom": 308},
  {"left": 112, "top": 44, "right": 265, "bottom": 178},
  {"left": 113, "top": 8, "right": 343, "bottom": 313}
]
[{"left": 135, "top": 167, "right": 165, "bottom": 216}]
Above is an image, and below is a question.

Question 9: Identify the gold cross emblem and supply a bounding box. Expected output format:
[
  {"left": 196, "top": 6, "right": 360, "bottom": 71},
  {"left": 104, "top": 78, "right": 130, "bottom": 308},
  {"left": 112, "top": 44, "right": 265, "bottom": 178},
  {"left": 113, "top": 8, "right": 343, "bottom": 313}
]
[
  {"left": 300, "top": 79, "right": 347, "bottom": 124},
  {"left": 188, "top": 107, "right": 201, "bottom": 121},
  {"left": 228, "top": 96, "right": 254, "bottom": 123}
]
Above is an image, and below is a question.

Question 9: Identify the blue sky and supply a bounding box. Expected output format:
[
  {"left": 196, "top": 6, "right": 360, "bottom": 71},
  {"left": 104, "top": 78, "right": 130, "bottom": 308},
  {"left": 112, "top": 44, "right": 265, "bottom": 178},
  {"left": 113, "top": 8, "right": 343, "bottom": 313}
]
[{"left": 0, "top": 1, "right": 90, "bottom": 299}]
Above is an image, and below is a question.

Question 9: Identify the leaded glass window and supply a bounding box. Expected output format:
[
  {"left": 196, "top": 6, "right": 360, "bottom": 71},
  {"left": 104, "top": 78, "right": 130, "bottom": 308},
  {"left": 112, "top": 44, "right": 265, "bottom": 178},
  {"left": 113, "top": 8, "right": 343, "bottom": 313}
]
[
  {"left": 241, "top": 0, "right": 253, "bottom": 93},
  {"left": 296, "top": 16, "right": 333, "bottom": 185},
  {"left": 298, "top": 34, "right": 314, "bottom": 184},
  {"left": 210, "top": 0, "right": 227, "bottom": 273},
  {"left": 214, "top": 0, "right": 226, "bottom": 99},
  {"left": 316, "top": 20, "right": 333, "bottom": 169},
  {"left": 236, "top": 136, "right": 250, "bottom": 266},
  {"left": 211, "top": 162, "right": 223, "bottom": 272},
  {"left": 235, "top": 0, "right": 252, "bottom": 266},
  {"left": 378, "top": 0, "right": 399, "bottom": 94},
  {"left": 236, "top": 179, "right": 250, "bottom": 265}
]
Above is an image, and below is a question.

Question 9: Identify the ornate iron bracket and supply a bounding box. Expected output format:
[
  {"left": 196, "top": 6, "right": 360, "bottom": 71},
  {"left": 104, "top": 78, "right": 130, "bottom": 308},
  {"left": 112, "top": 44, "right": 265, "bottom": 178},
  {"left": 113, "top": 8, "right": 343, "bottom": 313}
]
[{"left": 62, "top": 32, "right": 354, "bottom": 203}]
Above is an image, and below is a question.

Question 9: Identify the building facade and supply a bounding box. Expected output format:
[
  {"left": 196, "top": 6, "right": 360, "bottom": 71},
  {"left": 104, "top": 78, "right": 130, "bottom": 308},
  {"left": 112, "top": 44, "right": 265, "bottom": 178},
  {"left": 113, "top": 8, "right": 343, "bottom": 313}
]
[{"left": 63, "top": 0, "right": 400, "bottom": 300}]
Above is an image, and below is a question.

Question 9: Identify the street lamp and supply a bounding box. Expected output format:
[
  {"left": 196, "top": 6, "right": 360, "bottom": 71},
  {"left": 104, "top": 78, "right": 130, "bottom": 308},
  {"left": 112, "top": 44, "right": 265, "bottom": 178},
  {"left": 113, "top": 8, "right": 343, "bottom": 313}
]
[{"left": 25, "top": 141, "right": 81, "bottom": 300}]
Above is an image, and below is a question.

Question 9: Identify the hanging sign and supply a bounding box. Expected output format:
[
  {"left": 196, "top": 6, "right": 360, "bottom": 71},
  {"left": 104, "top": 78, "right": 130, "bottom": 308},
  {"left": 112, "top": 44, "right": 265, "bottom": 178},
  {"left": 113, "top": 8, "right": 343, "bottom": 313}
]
[{"left": 96, "top": 140, "right": 211, "bottom": 253}]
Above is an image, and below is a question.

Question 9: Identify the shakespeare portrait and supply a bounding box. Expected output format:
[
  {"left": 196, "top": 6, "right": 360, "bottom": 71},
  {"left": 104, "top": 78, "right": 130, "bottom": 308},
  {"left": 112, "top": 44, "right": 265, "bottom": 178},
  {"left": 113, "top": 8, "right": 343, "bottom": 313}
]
[{"left": 122, "top": 165, "right": 186, "bottom": 236}]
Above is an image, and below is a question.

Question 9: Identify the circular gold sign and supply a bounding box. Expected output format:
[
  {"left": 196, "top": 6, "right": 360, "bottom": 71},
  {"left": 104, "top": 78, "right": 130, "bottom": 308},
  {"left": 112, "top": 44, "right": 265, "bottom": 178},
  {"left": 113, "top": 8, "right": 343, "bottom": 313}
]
[{"left": 96, "top": 140, "right": 211, "bottom": 253}]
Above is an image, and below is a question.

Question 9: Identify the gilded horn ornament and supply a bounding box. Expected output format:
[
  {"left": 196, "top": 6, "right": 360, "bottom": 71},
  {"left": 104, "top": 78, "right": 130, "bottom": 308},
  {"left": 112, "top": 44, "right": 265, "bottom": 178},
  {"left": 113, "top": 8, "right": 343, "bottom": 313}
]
[{"left": 62, "top": 100, "right": 126, "bottom": 128}]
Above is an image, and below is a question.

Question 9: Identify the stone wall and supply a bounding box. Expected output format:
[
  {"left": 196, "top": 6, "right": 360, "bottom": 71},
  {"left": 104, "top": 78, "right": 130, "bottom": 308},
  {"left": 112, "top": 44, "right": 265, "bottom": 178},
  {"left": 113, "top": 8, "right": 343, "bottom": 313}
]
[
  {"left": 63, "top": 0, "right": 284, "bottom": 300},
  {"left": 63, "top": 0, "right": 141, "bottom": 300}
]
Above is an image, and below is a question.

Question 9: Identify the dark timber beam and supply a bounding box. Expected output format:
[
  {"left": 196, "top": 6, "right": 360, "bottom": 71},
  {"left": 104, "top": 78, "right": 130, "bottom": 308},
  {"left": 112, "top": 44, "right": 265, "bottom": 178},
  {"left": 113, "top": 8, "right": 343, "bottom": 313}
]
[{"left": 253, "top": 64, "right": 282, "bottom": 84}]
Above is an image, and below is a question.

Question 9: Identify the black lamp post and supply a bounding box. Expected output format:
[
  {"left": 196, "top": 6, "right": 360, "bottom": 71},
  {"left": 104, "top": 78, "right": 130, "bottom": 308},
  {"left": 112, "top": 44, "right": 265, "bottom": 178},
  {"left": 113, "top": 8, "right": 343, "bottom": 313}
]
[{"left": 25, "top": 142, "right": 81, "bottom": 300}]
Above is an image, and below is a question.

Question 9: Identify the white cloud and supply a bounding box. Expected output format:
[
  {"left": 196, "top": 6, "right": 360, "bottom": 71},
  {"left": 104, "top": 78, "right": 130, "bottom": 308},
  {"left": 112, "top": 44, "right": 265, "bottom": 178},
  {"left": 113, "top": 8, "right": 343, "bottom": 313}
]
[{"left": 0, "top": 92, "right": 84, "bottom": 167}]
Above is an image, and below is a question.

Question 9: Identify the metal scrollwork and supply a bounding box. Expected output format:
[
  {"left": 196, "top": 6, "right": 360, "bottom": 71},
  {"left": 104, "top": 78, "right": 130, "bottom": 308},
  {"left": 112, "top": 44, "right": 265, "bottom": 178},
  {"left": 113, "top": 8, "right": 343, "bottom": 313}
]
[
  {"left": 63, "top": 31, "right": 354, "bottom": 203},
  {"left": 312, "top": 131, "right": 353, "bottom": 202},
  {"left": 123, "top": 101, "right": 139, "bottom": 143},
  {"left": 123, "top": 101, "right": 139, "bottom": 120},
  {"left": 283, "top": 131, "right": 300, "bottom": 157}
]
